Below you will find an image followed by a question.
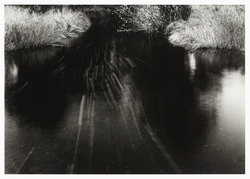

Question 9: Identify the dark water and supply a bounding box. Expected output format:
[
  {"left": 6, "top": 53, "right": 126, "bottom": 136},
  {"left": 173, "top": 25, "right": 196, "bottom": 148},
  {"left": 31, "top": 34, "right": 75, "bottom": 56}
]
[{"left": 5, "top": 32, "right": 245, "bottom": 174}]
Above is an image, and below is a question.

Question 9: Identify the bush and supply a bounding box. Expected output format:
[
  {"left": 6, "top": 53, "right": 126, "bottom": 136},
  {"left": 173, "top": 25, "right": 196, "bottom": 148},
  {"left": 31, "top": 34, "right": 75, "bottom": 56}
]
[
  {"left": 166, "top": 5, "right": 245, "bottom": 51},
  {"left": 5, "top": 5, "right": 91, "bottom": 51},
  {"left": 114, "top": 5, "right": 191, "bottom": 32}
]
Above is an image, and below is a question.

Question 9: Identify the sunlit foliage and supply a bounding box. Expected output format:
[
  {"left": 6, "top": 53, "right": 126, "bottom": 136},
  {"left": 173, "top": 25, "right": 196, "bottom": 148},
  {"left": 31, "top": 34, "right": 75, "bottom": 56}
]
[
  {"left": 114, "top": 5, "right": 191, "bottom": 32},
  {"left": 5, "top": 5, "right": 91, "bottom": 51},
  {"left": 166, "top": 5, "right": 245, "bottom": 51}
]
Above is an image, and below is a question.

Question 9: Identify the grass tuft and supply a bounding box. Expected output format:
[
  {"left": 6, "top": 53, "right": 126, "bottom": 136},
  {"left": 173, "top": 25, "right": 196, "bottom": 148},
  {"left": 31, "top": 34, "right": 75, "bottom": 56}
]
[
  {"left": 5, "top": 6, "right": 91, "bottom": 51},
  {"left": 166, "top": 5, "right": 245, "bottom": 51}
]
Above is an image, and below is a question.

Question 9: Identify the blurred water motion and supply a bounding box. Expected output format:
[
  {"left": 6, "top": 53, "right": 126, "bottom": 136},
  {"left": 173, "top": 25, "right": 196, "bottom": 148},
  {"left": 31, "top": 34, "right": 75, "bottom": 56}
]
[
  {"left": 5, "top": 32, "right": 245, "bottom": 174},
  {"left": 183, "top": 49, "right": 245, "bottom": 173}
]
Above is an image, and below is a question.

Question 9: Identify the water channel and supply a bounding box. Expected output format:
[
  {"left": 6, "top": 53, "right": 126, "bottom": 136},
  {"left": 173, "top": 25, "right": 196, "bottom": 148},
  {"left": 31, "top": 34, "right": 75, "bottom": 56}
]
[{"left": 5, "top": 31, "right": 245, "bottom": 174}]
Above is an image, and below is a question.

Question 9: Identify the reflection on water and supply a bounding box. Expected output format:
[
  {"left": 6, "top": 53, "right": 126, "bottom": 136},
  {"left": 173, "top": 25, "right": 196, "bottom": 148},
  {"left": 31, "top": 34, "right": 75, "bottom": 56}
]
[
  {"left": 184, "top": 50, "right": 245, "bottom": 173},
  {"left": 5, "top": 47, "right": 65, "bottom": 84},
  {"left": 5, "top": 32, "right": 245, "bottom": 174},
  {"left": 194, "top": 49, "right": 245, "bottom": 73},
  {"left": 5, "top": 47, "right": 67, "bottom": 123}
]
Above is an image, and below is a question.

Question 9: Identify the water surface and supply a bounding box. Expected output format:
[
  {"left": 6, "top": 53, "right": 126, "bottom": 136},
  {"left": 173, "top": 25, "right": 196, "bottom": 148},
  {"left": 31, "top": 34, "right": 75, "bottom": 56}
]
[{"left": 5, "top": 32, "right": 245, "bottom": 174}]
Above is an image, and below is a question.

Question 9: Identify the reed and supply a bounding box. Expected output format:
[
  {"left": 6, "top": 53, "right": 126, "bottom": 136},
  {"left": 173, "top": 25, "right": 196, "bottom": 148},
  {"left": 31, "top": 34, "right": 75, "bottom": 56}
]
[
  {"left": 5, "top": 5, "right": 91, "bottom": 51},
  {"left": 166, "top": 5, "right": 245, "bottom": 51}
]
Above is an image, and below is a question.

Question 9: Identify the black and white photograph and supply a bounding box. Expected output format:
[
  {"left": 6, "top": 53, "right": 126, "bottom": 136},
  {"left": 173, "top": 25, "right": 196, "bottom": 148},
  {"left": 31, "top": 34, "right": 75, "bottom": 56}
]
[{"left": 3, "top": 1, "right": 246, "bottom": 175}]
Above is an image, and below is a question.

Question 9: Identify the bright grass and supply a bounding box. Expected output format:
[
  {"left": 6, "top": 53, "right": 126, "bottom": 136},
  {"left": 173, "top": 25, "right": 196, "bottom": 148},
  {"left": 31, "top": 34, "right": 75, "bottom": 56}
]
[
  {"left": 128, "top": 5, "right": 164, "bottom": 32},
  {"left": 5, "top": 6, "right": 91, "bottom": 51},
  {"left": 115, "top": 5, "right": 190, "bottom": 32},
  {"left": 166, "top": 5, "right": 245, "bottom": 51}
]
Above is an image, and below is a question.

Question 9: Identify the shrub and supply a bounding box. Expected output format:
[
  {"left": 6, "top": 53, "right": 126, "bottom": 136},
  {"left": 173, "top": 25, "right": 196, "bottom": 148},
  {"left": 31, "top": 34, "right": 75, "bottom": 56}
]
[
  {"left": 5, "top": 5, "right": 91, "bottom": 51},
  {"left": 166, "top": 5, "right": 245, "bottom": 51},
  {"left": 114, "top": 5, "right": 191, "bottom": 32},
  {"left": 159, "top": 5, "right": 191, "bottom": 24}
]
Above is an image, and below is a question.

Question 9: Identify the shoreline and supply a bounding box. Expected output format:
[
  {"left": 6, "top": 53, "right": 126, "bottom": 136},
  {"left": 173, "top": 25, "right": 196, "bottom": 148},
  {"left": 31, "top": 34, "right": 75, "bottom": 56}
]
[{"left": 4, "top": 5, "right": 245, "bottom": 52}]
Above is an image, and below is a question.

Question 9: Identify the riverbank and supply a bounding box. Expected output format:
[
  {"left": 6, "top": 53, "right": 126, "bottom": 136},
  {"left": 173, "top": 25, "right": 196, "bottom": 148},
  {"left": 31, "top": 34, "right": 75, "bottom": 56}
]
[
  {"left": 5, "top": 5, "right": 244, "bottom": 52},
  {"left": 5, "top": 5, "right": 191, "bottom": 52},
  {"left": 166, "top": 5, "right": 245, "bottom": 51},
  {"left": 4, "top": 6, "right": 91, "bottom": 51}
]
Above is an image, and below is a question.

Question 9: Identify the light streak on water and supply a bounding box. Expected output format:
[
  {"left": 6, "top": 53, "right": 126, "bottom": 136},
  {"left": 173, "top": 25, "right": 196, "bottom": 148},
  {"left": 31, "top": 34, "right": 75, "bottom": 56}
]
[
  {"left": 106, "top": 80, "right": 118, "bottom": 108},
  {"left": 12, "top": 82, "right": 29, "bottom": 94},
  {"left": 101, "top": 84, "right": 113, "bottom": 109},
  {"left": 15, "top": 147, "right": 35, "bottom": 174},
  {"left": 87, "top": 93, "right": 93, "bottom": 120},
  {"left": 119, "top": 105, "right": 136, "bottom": 151},
  {"left": 112, "top": 73, "right": 124, "bottom": 90},
  {"left": 88, "top": 99, "right": 95, "bottom": 173},
  {"left": 68, "top": 95, "right": 85, "bottom": 174},
  {"left": 90, "top": 77, "right": 96, "bottom": 97},
  {"left": 125, "top": 57, "right": 137, "bottom": 68},
  {"left": 144, "top": 124, "right": 182, "bottom": 174},
  {"left": 129, "top": 102, "right": 143, "bottom": 140}
]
